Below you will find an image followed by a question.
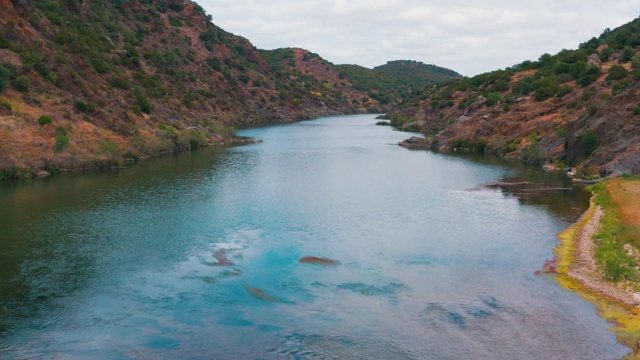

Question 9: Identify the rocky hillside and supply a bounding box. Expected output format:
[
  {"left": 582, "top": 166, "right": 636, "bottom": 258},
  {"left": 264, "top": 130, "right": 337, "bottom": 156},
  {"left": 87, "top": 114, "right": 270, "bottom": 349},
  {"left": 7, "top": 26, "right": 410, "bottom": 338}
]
[
  {"left": 0, "top": 0, "right": 458, "bottom": 179},
  {"left": 388, "top": 17, "right": 640, "bottom": 178}
]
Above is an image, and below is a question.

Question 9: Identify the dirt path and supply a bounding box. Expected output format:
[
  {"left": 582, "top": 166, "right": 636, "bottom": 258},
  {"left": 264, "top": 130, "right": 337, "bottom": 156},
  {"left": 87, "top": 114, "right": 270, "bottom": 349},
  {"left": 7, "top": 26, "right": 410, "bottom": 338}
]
[{"left": 567, "top": 205, "right": 640, "bottom": 307}]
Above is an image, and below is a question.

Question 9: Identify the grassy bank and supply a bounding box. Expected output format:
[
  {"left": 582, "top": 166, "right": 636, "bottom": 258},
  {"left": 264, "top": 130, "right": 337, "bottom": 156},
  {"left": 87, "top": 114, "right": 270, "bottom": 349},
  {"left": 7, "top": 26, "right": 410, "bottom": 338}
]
[{"left": 555, "top": 176, "right": 640, "bottom": 359}]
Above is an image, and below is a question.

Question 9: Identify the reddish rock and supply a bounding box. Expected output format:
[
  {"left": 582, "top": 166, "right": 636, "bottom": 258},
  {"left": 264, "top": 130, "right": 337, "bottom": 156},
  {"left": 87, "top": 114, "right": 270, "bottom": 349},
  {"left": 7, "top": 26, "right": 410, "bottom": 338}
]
[{"left": 299, "top": 256, "right": 339, "bottom": 266}]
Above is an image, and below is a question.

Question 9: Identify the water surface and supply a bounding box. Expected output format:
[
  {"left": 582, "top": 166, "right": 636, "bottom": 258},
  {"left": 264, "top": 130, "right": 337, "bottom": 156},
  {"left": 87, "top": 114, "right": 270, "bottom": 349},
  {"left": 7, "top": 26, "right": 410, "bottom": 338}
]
[{"left": 0, "top": 115, "right": 628, "bottom": 359}]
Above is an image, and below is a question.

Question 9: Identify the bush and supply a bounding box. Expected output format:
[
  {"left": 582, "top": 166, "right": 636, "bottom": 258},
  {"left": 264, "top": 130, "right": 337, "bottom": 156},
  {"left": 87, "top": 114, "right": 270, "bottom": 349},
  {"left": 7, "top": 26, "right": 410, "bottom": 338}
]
[
  {"left": 38, "top": 114, "right": 53, "bottom": 125},
  {"left": 12, "top": 75, "right": 29, "bottom": 92},
  {"left": 75, "top": 100, "right": 92, "bottom": 112},
  {"left": 534, "top": 87, "right": 555, "bottom": 101},
  {"left": 557, "top": 73, "right": 574, "bottom": 84},
  {"left": 54, "top": 127, "right": 70, "bottom": 152},
  {"left": 633, "top": 106, "right": 640, "bottom": 115},
  {"left": 620, "top": 46, "right": 636, "bottom": 63},
  {"left": 0, "top": 100, "right": 11, "bottom": 110},
  {"left": 108, "top": 75, "right": 130, "bottom": 90},
  {"left": 556, "top": 85, "right": 573, "bottom": 97},
  {"left": 168, "top": 16, "right": 182, "bottom": 27},
  {"left": 606, "top": 65, "right": 628, "bottom": 81},
  {"left": 0, "top": 66, "right": 11, "bottom": 92},
  {"left": 238, "top": 74, "right": 250, "bottom": 84},
  {"left": 134, "top": 87, "right": 152, "bottom": 114},
  {"left": 599, "top": 47, "right": 614, "bottom": 62}
]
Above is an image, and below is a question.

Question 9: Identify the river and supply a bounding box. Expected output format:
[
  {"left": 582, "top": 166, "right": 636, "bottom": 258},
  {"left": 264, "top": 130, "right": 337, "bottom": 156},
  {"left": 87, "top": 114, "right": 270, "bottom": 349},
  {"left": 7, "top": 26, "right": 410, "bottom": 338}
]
[{"left": 0, "top": 114, "right": 629, "bottom": 359}]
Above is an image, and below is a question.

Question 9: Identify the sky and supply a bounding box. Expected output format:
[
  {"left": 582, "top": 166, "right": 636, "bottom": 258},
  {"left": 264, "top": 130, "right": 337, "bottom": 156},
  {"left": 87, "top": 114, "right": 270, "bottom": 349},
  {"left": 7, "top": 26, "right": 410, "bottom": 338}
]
[{"left": 198, "top": 0, "right": 640, "bottom": 76}]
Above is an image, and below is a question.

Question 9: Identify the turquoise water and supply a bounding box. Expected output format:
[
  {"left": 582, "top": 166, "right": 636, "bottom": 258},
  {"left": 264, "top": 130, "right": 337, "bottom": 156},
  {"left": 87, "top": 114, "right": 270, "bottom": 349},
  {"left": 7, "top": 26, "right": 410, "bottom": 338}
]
[{"left": 0, "top": 114, "right": 628, "bottom": 359}]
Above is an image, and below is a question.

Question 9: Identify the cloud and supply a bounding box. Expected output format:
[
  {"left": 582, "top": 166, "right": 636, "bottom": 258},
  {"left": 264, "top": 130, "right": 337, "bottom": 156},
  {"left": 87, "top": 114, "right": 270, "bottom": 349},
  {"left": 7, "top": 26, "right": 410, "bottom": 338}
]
[{"left": 198, "top": 0, "right": 640, "bottom": 76}]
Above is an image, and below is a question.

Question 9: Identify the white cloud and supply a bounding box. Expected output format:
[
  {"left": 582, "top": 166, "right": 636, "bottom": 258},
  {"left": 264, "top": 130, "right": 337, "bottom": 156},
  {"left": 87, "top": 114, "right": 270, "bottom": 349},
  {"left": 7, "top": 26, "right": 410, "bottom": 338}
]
[{"left": 197, "top": 0, "right": 640, "bottom": 76}]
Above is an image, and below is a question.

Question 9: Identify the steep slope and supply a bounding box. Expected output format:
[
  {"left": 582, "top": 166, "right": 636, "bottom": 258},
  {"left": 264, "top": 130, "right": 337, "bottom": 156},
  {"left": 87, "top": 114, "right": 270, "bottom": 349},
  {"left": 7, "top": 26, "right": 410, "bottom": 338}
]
[
  {"left": 0, "top": 0, "right": 459, "bottom": 179},
  {"left": 388, "top": 17, "right": 640, "bottom": 178}
]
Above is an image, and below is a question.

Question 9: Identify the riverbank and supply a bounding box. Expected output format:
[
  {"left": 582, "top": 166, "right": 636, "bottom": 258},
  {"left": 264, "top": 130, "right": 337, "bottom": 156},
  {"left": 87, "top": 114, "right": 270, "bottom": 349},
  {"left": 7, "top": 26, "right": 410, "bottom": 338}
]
[{"left": 555, "top": 176, "right": 640, "bottom": 358}]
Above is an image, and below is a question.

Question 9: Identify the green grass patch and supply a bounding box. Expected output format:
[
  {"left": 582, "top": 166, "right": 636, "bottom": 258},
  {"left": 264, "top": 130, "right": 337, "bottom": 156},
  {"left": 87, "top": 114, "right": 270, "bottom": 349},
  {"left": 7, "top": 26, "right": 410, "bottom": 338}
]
[{"left": 589, "top": 181, "right": 640, "bottom": 282}]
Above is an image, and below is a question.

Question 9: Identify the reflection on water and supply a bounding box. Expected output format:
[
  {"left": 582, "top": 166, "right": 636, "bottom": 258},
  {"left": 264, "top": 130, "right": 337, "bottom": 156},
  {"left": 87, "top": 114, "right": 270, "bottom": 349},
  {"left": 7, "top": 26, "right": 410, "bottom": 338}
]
[{"left": 0, "top": 115, "right": 628, "bottom": 359}]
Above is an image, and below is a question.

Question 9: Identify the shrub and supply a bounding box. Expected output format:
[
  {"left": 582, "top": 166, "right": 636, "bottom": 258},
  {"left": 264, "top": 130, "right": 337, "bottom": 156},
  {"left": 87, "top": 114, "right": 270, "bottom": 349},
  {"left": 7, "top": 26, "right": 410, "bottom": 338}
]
[
  {"left": 620, "top": 46, "right": 636, "bottom": 63},
  {"left": 557, "top": 73, "right": 574, "bottom": 84},
  {"left": 12, "top": 75, "right": 29, "bottom": 92},
  {"left": 54, "top": 127, "right": 70, "bottom": 152},
  {"left": 534, "top": 87, "right": 555, "bottom": 101},
  {"left": 168, "top": 16, "right": 182, "bottom": 27},
  {"left": 108, "top": 75, "right": 130, "bottom": 89},
  {"left": 238, "top": 74, "right": 250, "bottom": 84},
  {"left": 75, "top": 100, "right": 91, "bottom": 112},
  {"left": 599, "top": 47, "right": 614, "bottom": 62},
  {"left": 633, "top": 106, "right": 640, "bottom": 115},
  {"left": 606, "top": 65, "right": 628, "bottom": 81},
  {"left": 587, "top": 104, "right": 598, "bottom": 116},
  {"left": 556, "top": 85, "right": 573, "bottom": 97},
  {"left": 38, "top": 114, "right": 53, "bottom": 125},
  {"left": 167, "top": 1, "right": 184, "bottom": 12},
  {"left": 0, "top": 100, "right": 11, "bottom": 110},
  {"left": 134, "top": 87, "right": 152, "bottom": 114},
  {"left": 206, "top": 57, "right": 221, "bottom": 71}
]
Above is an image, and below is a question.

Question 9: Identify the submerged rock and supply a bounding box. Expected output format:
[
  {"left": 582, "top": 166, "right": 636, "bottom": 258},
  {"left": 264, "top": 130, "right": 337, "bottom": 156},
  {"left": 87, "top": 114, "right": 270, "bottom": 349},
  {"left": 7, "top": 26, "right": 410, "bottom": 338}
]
[
  {"left": 299, "top": 256, "right": 339, "bottom": 265},
  {"left": 245, "top": 286, "right": 280, "bottom": 302}
]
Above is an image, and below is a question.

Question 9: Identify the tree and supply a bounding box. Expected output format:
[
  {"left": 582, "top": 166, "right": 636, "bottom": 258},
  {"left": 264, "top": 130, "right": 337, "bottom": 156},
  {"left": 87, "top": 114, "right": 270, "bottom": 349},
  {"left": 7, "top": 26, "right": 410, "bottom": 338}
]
[{"left": 620, "top": 46, "right": 636, "bottom": 63}]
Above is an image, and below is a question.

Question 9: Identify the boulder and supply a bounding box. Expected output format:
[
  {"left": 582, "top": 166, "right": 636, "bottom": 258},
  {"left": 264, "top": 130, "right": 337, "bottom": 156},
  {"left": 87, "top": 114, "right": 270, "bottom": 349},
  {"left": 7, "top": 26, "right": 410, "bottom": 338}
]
[{"left": 398, "top": 136, "right": 432, "bottom": 150}]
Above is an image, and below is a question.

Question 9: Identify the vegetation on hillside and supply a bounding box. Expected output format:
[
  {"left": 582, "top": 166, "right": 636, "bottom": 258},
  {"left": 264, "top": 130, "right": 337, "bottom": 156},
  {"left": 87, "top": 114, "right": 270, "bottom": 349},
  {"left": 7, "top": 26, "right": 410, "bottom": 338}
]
[
  {"left": 388, "top": 16, "right": 640, "bottom": 177},
  {"left": 0, "top": 0, "right": 457, "bottom": 179}
]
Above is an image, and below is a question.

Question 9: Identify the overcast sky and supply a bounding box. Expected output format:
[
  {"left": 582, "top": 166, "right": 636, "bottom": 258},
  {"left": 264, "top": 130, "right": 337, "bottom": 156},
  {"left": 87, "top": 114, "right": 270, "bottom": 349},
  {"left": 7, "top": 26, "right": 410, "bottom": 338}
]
[{"left": 198, "top": 0, "right": 640, "bottom": 76}]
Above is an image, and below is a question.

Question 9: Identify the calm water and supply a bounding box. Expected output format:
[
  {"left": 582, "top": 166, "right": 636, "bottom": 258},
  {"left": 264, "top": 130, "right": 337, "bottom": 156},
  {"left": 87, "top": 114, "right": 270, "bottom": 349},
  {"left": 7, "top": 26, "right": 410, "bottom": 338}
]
[{"left": 0, "top": 115, "right": 628, "bottom": 359}]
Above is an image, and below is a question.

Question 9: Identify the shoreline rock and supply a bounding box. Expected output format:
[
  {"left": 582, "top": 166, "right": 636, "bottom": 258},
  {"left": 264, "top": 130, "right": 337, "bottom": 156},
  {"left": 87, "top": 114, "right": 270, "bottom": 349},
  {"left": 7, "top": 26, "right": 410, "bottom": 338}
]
[{"left": 398, "top": 136, "right": 432, "bottom": 150}]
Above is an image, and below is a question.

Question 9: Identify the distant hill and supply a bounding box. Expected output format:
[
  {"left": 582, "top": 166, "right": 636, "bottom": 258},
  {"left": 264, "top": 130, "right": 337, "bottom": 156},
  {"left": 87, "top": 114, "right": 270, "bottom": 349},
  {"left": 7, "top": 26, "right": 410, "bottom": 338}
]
[
  {"left": 374, "top": 60, "right": 462, "bottom": 85},
  {"left": 0, "top": 0, "right": 458, "bottom": 179},
  {"left": 387, "top": 17, "right": 640, "bottom": 177}
]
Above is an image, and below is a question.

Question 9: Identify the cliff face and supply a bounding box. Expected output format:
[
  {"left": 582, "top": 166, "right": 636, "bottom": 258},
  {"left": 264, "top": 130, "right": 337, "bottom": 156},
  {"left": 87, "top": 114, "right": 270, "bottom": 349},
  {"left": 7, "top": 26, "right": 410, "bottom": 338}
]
[
  {"left": 0, "top": 0, "right": 459, "bottom": 178},
  {"left": 389, "top": 18, "right": 640, "bottom": 178}
]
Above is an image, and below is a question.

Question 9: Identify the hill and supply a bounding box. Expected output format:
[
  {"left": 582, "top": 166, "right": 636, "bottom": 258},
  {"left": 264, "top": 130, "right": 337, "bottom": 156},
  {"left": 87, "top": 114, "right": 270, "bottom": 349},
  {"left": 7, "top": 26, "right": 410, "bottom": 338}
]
[
  {"left": 0, "top": 0, "right": 458, "bottom": 179},
  {"left": 387, "top": 17, "right": 640, "bottom": 178},
  {"left": 374, "top": 60, "right": 462, "bottom": 85}
]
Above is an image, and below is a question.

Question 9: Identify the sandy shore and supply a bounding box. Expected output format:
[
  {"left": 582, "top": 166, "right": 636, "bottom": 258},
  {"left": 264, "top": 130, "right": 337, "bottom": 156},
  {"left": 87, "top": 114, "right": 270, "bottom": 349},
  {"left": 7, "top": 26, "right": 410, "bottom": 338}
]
[{"left": 565, "top": 203, "right": 640, "bottom": 307}]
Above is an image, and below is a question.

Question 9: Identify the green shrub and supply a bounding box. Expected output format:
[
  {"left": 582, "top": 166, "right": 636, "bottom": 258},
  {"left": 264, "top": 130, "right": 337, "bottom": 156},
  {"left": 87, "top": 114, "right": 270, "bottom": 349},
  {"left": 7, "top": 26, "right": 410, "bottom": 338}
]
[
  {"left": 582, "top": 131, "right": 598, "bottom": 156},
  {"left": 633, "top": 106, "right": 640, "bottom": 115},
  {"left": 12, "top": 75, "right": 29, "bottom": 92},
  {"left": 620, "top": 46, "right": 636, "bottom": 63},
  {"left": 238, "top": 74, "right": 250, "bottom": 84},
  {"left": 556, "top": 85, "right": 573, "bottom": 97},
  {"left": 599, "top": 47, "right": 614, "bottom": 62},
  {"left": 606, "top": 65, "right": 628, "bottom": 81},
  {"left": 0, "top": 100, "right": 11, "bottom": 110},
  {"left": 168, "top": 16, "right": 182, "bottom": 27},
  {"left": 38, "top": 114, "right": 53, "bottom": 125},
  {"left": 75, "top": 100, "right": 92, "bottom": 112},
  {"left": 134, "top": 87, "right": 152, "bottom": 114},
  {"left": 534, "top": 86, "right": 555, "bottom": 101},
  {"left": 108, "top": 75, "right": 130, "bottom": 89},
  {"left": 54, "top": 127, "right": 70, "bottom": 152},
  {"left": 587, "top": 104, "right": 598, "bottom": 116}
]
